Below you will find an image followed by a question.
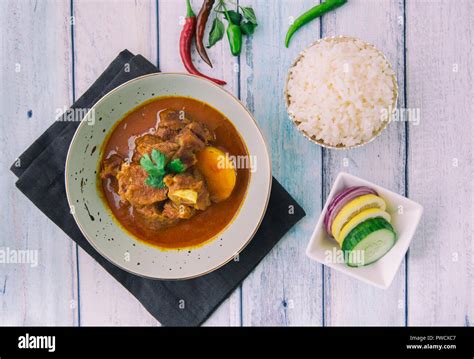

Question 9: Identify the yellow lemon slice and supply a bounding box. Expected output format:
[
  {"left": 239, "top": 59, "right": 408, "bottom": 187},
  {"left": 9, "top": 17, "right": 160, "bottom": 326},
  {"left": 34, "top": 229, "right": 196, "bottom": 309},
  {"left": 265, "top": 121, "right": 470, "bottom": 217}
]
[
  {"left": 331, "top": 194, "right": 386, "bottom": 239},
  {"left": 336, "top": 208, "right": 391, "bottom": 246}
]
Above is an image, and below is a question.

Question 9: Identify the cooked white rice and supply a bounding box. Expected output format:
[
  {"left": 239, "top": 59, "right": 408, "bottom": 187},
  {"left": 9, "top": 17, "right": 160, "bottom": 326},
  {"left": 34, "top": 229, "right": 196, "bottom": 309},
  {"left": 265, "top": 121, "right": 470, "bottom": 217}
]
[{"left": 286, "top": 37, "right": 396, "bottom": 147}]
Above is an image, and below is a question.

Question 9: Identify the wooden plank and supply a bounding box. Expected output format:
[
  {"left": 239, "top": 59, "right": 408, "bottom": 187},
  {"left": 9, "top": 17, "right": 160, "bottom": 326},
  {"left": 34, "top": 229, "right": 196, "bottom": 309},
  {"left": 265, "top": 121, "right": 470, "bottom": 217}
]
[
  {"left": 0, "top": 0, "right": 78, "bottom": 325},
  {"left": 239, "top": 0, "right": 324, "bottom": 326},
  {"left": 158, "top": 0, "right": 241, "bottom": 326},
  {"left": 321, "top": 0, "right": 407, "bottom": 325},
  {"left": 406, "top": 0, "right": 473, "bottom": 326},
  {"left": 73, "top": 0, "right": 159, "bottom": 326}
]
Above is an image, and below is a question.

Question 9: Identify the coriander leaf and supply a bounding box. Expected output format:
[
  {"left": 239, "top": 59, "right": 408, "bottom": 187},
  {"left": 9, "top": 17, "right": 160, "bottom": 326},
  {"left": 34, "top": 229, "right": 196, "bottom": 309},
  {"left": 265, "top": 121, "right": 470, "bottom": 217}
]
[
  {"left": 139, "top": 154, "right": 154, "bottom": 172},
  {"left": 150, "top": 149, "right": 166, "bottom": 170},
  {"left": 240, "top": 21, "right": 256, "bottom": 36},
  {"left": 168, "top": 158, "right": 186, "bottom": 173},
  {"left": 140, "top": 149, "right": 168, "bottom": 188},
  {"left": 207, "top": 17, "right": 225, "bottom": 48},
  {"left": 146, "top": 166, "right": 165, "bottom": 178},
  {"left": 240, "top": 7, "right": 257, "bottom": 25},
  {"left": 145, "top": 175, "right": 165, "bottom": 189}
]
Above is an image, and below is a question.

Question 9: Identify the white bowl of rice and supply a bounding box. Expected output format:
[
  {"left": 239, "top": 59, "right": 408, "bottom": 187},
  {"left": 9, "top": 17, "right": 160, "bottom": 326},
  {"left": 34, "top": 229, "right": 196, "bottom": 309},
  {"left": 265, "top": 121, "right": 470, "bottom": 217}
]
[{"left": 285, "top": 36, "right": 398, "bottom": 149}]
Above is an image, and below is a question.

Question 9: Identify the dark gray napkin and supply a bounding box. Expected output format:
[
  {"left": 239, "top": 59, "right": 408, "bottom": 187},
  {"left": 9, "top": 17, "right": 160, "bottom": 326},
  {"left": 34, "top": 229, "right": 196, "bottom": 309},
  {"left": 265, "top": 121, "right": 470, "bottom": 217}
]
[{"left": 11, "top": 50, "right": 305, "bottom": 326}]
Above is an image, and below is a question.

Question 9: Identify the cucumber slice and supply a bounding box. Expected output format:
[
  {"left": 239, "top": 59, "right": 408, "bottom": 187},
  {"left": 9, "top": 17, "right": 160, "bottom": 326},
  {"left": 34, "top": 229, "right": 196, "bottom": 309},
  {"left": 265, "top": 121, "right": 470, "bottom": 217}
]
[
  {"left": 342, "top": 217, "right": 396, "bottom": 267},
  {"left": 336, "top": 208, "right": 391, "bottom": 246}
]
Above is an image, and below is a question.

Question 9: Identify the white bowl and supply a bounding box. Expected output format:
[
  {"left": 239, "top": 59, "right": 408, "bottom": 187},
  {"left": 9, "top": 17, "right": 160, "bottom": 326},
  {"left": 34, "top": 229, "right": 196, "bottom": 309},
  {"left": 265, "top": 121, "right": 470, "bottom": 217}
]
[
  {"left": 285, "top": 36, "right": 399, "bottom": 150},
  {"left": 306, "top": 172, "right": 423, "bottom": 289},
  {"left": 65, "top": 73, "right": 271, "bottom": 280}
]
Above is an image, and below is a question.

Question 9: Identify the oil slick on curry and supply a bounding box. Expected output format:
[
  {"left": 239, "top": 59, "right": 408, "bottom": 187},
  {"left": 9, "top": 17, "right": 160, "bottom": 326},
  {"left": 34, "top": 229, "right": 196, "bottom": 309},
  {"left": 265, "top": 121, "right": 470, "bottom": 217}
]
[{"left": 98, "top": 96, "right": 251, "bottom": 250}]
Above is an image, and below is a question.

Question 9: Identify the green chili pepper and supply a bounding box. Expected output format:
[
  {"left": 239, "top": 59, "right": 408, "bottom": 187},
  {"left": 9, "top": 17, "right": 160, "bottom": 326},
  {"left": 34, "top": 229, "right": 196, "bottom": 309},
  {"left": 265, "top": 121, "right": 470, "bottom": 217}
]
[
  {"left": 222, "top": 4, "right": 243, "bottom": 56},
  {"left": 226, "top": 23, "right": 242, "bottom": 56},
  {"left": 285, "top": 0, "right": 347, "bottom": 48}
]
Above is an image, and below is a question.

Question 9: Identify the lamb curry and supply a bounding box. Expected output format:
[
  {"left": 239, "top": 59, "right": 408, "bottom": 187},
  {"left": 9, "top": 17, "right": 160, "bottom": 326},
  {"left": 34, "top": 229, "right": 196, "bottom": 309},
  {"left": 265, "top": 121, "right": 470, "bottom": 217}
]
[{"left": 99, "top": 97, "right": 250, "bottom": 249}]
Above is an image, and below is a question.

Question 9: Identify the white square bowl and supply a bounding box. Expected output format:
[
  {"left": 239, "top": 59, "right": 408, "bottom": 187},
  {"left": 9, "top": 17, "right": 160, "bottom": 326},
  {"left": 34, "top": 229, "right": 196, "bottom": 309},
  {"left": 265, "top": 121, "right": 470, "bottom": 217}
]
[{"left": 306, "top": 172, "right": 423, "bottom": 289}]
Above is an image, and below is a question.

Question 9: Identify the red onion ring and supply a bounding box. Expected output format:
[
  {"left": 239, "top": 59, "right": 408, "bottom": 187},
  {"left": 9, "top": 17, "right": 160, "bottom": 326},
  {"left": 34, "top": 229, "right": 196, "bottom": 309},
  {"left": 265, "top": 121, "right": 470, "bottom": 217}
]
[{"left": 324, "top": 186, "right": 378, "bottom": 235}]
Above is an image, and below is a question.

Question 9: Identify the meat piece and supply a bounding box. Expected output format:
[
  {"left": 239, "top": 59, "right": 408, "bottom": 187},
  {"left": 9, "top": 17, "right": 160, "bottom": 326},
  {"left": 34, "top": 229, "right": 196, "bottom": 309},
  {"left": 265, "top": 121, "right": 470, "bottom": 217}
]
[
  {"left": 155, "top": 127, "right": 177, "bottom": 141},
  {"left": 100, "top": 154, "right": 123, "bottom": 179},
  {"left": 173, "top": 128, "right": 206, "bottom": 167},
  {"left": 153, "top": 111, "right": 215, "bottom": 168},
  {"left": 187, "top": 121, "right": 215, "bottom": 143},
  {"left": 159, "top": 109, "right": 189, "bottom": 129},
  {"left": 134, "top": 203, "right": 178, "bottom": 229},
  {"left": 171, "top": 122, "right": 214, "bottom": 167},
  {"left": 134, "top": 134, "right": 161, "bottom": 153},
  {"left": 116, "top": 163, "right": 168, "bottom": 206},
  {"left": 132, "top": 134, "right": 179, "bottom": 162},
  {"left": 164, "top": 170, "right": 211, "bottom": 211},
  {"left": 156, "top": 109, "right": 189, "bottom": 141},
  {"left": 177, "top": 128, "right": 206, "bottom": 151},
  {"left": 162, "top": 201, "right": 195, "bottom": 220},
  {"left": 134, "top": 201, "right": 195, "bottom": 230}
]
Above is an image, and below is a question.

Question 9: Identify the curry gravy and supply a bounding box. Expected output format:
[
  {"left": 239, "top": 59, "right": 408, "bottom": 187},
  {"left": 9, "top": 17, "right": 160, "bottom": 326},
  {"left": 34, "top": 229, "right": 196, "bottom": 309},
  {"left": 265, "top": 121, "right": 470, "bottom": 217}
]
[{"left": 99, "top": 96, "right": 250, "bottom": 249}]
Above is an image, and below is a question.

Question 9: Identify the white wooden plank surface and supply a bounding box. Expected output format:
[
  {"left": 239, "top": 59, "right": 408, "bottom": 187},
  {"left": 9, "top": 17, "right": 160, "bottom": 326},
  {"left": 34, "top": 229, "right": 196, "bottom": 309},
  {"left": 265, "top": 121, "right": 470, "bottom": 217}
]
[
  {"left": 239, "top": 0, "right": 324, "bottom": 326},
  {"left": 0, "top": 0, "right": 78, "bottom": 325},
  {"left": 73, "top": 0, "right": 159, "bottom": 326},
  {"left": 406, "top": 0, "right": 474, "bottom": 326},
  {"left": 321, "top": 0, "right": 407, "bottom": 326},
  {"left": 158, "top": 0, "right": 241, "bottom": 326}
]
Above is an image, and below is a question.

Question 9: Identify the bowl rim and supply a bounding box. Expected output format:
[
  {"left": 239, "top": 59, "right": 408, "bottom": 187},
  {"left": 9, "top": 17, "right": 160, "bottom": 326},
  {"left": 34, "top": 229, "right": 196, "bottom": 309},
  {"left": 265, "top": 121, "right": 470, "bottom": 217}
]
[
  {"left": 284, "top": 35, "right": 399, "bottom": 150},
  {"left": 65, "top": 72, "right": 272, "bottom": 280}
]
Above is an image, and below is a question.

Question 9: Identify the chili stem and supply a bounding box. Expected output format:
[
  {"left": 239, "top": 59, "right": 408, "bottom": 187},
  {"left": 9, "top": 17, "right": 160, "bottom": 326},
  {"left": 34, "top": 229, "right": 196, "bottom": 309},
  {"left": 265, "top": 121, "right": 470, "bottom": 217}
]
[
  {"left": 221, "top": 2, "right": 230, "bottom": 20},
  {"left": 186, "top": 0, "right": 195, "bottom": 18}
]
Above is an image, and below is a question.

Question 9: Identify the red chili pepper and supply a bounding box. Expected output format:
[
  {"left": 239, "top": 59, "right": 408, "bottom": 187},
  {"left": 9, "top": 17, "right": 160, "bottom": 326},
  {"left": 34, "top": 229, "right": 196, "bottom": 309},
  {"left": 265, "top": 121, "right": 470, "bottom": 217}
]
[
  {"left": 196, "top": 0, "right": 215, "bottom": 68},
  {"left": 180, "top": 0, "right": 226, "bottom": 85}
]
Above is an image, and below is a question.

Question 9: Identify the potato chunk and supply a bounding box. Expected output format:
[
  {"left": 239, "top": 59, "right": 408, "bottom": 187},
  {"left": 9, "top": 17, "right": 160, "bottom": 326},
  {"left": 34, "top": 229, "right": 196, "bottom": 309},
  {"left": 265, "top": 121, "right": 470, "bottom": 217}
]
[{"left": 195, "top": 146, "right": 236, "bottom": 203}]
